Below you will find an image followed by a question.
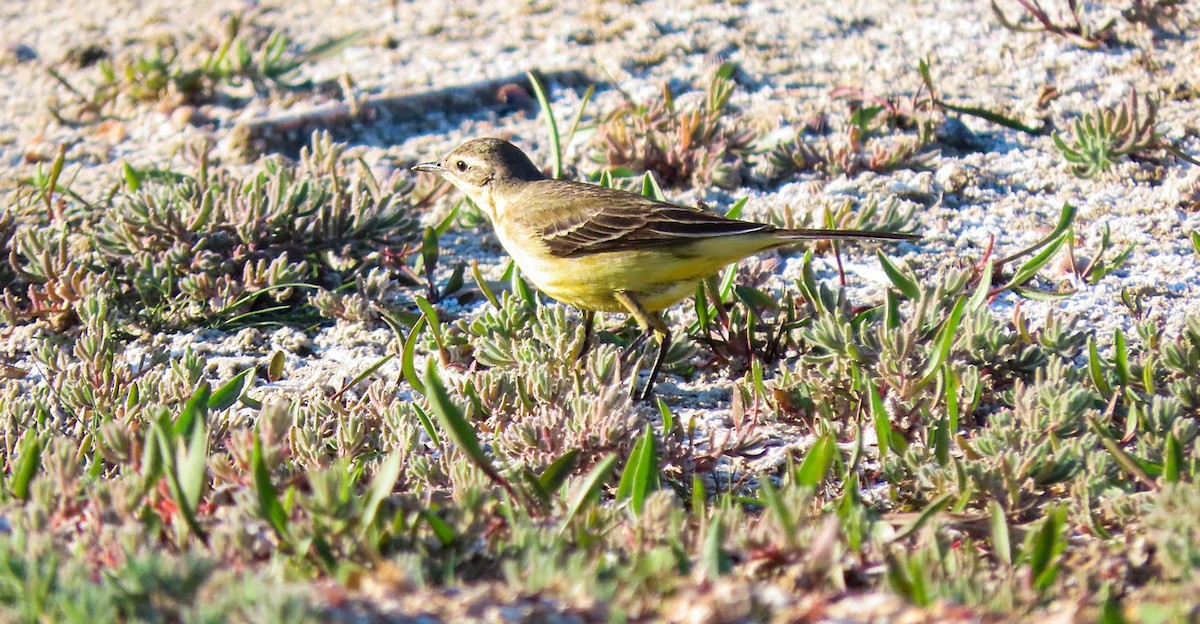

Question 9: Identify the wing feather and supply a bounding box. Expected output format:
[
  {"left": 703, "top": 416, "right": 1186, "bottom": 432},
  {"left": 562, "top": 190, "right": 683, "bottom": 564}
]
[{"left": 516, "top": 180, "right": 773, "bottom": 258}]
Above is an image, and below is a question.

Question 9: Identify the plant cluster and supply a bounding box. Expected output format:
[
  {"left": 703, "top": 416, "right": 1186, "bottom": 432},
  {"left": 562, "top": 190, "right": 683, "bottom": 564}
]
[
  {"left": 591, "top": 63, "right": 756, "bottom": 189},
  {"left": 1052, "top": 89, "right": 1198, "bottom": 178},
  {"left": 584, "top": 54, "right": 1196, "bottom": 189},
  {"left": 1, "top": 133, "right": 419, "bottom": 332},
  {"left": 763, "top": 102, "right": 939, "bottom": 181},
  {"left": 48, "top": 11, "right": 356, "bottom": 122},
  {"left": 991, "top": 0, "right": 1116, "bottom": 49},
  {"left": 1, "top": 185, "right": 1194, "bottom": 621},
  {"left": 1122, "top": 0, "right": 1190, "bottom": 34},
  {"left": 583, "top": 62, "right": 945, "bottom": 188},
  {"left": 2, "top": 8, "right": 1199, "bottom": 619}
]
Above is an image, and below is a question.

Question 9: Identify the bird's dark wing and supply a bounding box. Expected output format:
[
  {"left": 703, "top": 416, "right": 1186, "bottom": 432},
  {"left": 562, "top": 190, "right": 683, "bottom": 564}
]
[{"left": 518, "top": 180, "right": 772, "bottom": 258}]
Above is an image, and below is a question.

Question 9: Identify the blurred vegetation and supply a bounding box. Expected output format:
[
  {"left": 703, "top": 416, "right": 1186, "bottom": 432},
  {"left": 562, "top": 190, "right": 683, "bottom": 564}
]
[{"left": 2, "top": 5, "right": 1199, "bottom": 623}]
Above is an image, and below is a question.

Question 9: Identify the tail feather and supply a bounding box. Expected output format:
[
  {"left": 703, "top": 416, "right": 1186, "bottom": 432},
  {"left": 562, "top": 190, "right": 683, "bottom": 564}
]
[{"left": 776, "top": 228, "right": 918, "bottom": 242}]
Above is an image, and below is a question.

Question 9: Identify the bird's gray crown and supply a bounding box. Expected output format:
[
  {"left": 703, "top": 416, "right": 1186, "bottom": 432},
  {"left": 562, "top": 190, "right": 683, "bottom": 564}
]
[{"left": 451, "top": 138, "right": 546, "bottom": 182}]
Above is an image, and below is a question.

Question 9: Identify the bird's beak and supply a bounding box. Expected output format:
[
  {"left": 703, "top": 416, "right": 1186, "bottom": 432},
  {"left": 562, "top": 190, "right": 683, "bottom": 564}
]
[{"left": 411, "top": 161, "right": 445, "bottom": 173}]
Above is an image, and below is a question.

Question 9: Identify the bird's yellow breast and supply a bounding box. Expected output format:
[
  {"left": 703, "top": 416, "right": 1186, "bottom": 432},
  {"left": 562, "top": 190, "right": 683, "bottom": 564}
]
[{"left": 491, "top": 219, "right": 778, "bottom": 312}]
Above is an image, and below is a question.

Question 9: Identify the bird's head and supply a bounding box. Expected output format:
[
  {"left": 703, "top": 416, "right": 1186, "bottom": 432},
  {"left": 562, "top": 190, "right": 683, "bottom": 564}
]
[{"left": 412, "top": 138, "right": 545, "bottom": 220}]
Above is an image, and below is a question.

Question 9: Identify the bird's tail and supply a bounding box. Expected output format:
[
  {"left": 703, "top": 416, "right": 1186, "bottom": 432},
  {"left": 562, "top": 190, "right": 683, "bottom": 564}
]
[{"left": 776, "top": 228, "right": 918, "bottom": 242}]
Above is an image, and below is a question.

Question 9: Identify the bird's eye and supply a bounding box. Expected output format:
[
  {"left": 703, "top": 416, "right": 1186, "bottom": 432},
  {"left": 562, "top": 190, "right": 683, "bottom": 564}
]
[{"left": 455, "top": 160, "right": 468, "bottom": 172}]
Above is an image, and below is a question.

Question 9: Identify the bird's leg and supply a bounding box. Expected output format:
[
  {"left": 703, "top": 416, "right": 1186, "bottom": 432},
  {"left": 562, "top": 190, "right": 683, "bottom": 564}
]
[
  {"left": 614, "top": 291, "right": 671, "bottom": 401},
  {"left": 621, "top": 331, "right": 650, "bottom": 361},
  {"left": 641, "top": 326, "right": 671, "bottom": 402},
  {"left": 574, "top": 310, "right": 596, "bottom": 365}
]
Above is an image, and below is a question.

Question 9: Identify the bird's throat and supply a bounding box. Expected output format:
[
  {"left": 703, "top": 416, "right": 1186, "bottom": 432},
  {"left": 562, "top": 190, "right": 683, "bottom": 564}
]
[{"left": 467, "top": 187, "right": 499, "bottom": 223}]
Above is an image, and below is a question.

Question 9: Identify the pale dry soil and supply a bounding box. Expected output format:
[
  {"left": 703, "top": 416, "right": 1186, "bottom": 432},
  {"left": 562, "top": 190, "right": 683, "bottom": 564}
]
[{"left": 2, "top": 0, "right": 1199, "bottom": 621}]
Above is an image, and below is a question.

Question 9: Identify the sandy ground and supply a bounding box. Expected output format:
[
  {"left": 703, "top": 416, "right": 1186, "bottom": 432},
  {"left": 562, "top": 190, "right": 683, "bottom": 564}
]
[
  {"left": 8, "top": 0, "right": 1194, "bottom": 399},
  {"left": 4, "top": 0, "right": 1197, "bottom": 324},
  {"left": 2, "top": 0, "right": 1199, "bottom": 619}
]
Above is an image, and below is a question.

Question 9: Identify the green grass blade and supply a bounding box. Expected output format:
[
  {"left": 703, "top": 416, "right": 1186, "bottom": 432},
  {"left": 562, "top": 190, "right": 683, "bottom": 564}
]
[
  {"left": 1090, "top": 417, "right": 1156, "bottom": 489},
  {"left": 881, "top": 288, "right": 900, "bottom": 330},
  {"left": 656, "top": 397, "right": 675, "bottom": 433},
  {"left": 11, "top": 434, "right": 42, "bottom": 501},
  {"left": 421, "top": 509, "right": 457, "bottom": 545},
  {"left": 629, "top": 426, "right": 658, "bottom": 515},
  {"left": 968, "top": 259, "right": 994, "bottom": 311},
  {"left": 616, "top": 434, "right": 645, "bottom": 502},
  {"left": 869, "top": 381, "right": 891, "bottom": 460},
  {"left": 617, "top": 426, "right": 659, "bottom": 515},
  {"left": 1029, "top": 506, "right": 1066, "bottom": 592},
  {"left": 520, "top": 468, "right": 552, "bottom": 507},
  {"left": 1087, "top": 336, "right": 1113, "bottom": 395},
  {"left": 471, "top": 261, "right": 501, "bottom": 309},
  {"left": 1099, "top": 585, "right": 1127, "bottom": 624},
  {"left": 884, "top": 551, "right": 919, "bottom": 604},
  {"left": 795, "top": 434, "right": 836, "bottom": 488},
  {"left": 564, "top": 84, "right": 595, "bottom": 148},
  {"left": 877, "top": 251, "right": 920, "bottom": 300},
  {"left": 424, "top": 359, "right": 523, "bottom": 507},
  {"left": 414, "top": 296, "right": 444, "bottom": 349},
  {"left": 252, "top": 433, "right": 289, "bottom": 540},
  {"left": 641, "top": 171, "right": 666, "bottom": 201},
  {"left": 362, "top": 452, "right": 403, "bottom": 533},
  {"left": 307, "top": 534, "right": 339, "bottom": 574},
  {"left": 701, "top": 515, "right": 730, "bottom": 580},
  {"left": 1004, "top": 203, "right": 1076, "bottom": 265},
  {"left": 538, "top": 449, "right": 580, "bottom": 494},
  {"left": 918, "top": 297, "right": 967, "bottom": 385},
  {"left": 944, "top": 363, "right": 960, "bottom": 433},
  {"left": 174, "top": 382, "right": 210, "bottom": 437},
  {"left": 725, "top": 197, "right": 748, "bottom": 220},
  {"left": 560, "top": 454, "right": 618, "bottom": 534},
  {"left": 424, "top": 359, "right": 490, "bottom": 470},
  {"left": 990, "top": 500, "right": 1012, "bottom": 565},
  {"left": 509, "top": 263, "right": 537, "bottom": 310},
  {"left": 692, "top": 474, "right": 707, "bottom": 515},
  {"left": 527, "top": 70, "right": 562, "bottom": 179},
  {"left": 692, "top": 283, "right": 711, "bottom": 334},
  {"left": 1008, "top": 231, "right": 1068, "bottom": 290},
  {"left": 1113, "top": 328, "right": 1130, "bottom": 386},
  {"left": 420, "top": 226, "right": 439, "bottom": 282},
  {"left": 933, "top": 415, "right": 950, "bottom": 466},
  {"left": 435, "top": 200, "right": 461, "bottom": 236},
  {"left": 209, "top": 369, "right": 252, "bottom": 411},
  {"left": 719, "top": 262, "right": 739, "bottom": 301},
  {"left": 758, "top": 479, "right": 795, "bottom": 546},
  {"left": 1163, "top": 433, "right": 1182, "bottom": 484},
  {"left": 937, "top": 96, "right": 1044, "bottom": 135},
  {"left": 332, "top": 354, "right": 394, "bottom": 400},
  {"left": 138, "top": 417, "right": 164, "bottom": 496},
  {"left": 402, "top": 315, "right": 429, "bottom": 395},
  {"left": 891, "top": 493, "right": 952, "bottom": 541},
  {"left": 411, "top": 403, "right": 440, "bottom": 447},
  {"left": 179, "top": 410, "right": 208, "bottom": 518},
  {"left": 154, "top": 417, "right": 206, "bottom": 540},
  {"left": 1008, "top": 285, "right": 1075, "bottom": 301}
]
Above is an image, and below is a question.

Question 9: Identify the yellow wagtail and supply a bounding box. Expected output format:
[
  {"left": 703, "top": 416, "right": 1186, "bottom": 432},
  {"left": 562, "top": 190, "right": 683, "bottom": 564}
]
[{"left": 413, "top": 138, "right": 916, "bottom": 400}]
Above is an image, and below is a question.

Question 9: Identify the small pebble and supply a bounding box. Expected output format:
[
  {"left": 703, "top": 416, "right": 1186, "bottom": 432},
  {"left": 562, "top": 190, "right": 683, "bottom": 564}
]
[{"left": 0, "top": 43, "right": 37, "bottom": 65}]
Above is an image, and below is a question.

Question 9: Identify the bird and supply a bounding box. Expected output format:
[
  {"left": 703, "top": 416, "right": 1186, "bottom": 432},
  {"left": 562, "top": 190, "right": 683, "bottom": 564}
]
[{"left": 413, "top": 137, "right": 916, "bottom": 401}]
